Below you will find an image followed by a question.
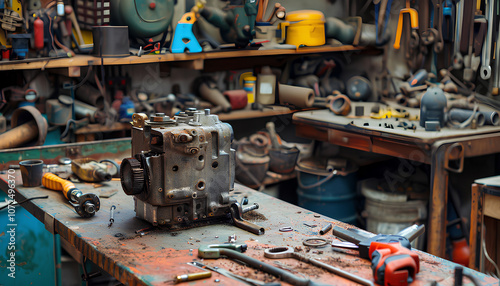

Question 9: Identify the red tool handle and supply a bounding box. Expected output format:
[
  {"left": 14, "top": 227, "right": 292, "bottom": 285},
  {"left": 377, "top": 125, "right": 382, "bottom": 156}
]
[{"left": 369, "top": 242, "right": 420, "bottom": 286}]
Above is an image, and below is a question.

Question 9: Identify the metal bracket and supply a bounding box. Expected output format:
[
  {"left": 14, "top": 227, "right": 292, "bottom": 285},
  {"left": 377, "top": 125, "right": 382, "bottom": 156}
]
[
  {"left": 444, "top": 143, "right": 464, "bottom": 173},
  {"left": 229, "top": 202, "right": 265, "bottom": 235}
]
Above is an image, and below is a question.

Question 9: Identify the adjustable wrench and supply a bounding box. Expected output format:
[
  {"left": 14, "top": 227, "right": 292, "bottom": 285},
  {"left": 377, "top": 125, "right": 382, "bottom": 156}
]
[{"left": 480, "top": 0, "right": 494, "bottom": 79}]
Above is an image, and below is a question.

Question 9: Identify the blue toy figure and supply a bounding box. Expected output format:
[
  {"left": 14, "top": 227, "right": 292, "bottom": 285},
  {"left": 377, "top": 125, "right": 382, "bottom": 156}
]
[{"left": 171, "top": 12, "right": 202, "bottom": 53}]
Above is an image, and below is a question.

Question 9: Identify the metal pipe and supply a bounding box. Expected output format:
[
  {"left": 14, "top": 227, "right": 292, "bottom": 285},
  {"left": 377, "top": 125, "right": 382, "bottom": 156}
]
[
  {"left": 449, "top": 109, "right": 485, "bottom": 126},
  {"left": 480, "top": 111, "right": 500, "bottom": 126},
  {"left": 0, "top": 121, "right": 39, "bottom": 150},
  {"left": 319, "top": 223, "right": 333, "bottom": 235}
]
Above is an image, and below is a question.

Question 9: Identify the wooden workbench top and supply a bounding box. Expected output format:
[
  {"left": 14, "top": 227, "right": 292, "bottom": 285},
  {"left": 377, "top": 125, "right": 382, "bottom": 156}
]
[
  {"left": 293, "top": 103, "right": 500, "bottom": 145},
  {"left": 1, "top": 170, "right": 498, "bottom": 286}
]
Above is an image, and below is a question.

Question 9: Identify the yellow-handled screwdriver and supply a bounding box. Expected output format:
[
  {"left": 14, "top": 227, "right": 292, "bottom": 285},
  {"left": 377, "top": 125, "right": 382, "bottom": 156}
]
[{"left": 42, "top": 172, "right": 100, "bottom": 218}]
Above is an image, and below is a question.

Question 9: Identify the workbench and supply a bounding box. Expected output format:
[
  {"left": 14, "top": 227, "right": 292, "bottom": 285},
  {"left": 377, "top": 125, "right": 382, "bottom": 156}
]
[
  {"left": 0, "top": 140, "right": 498, "bottom": 286},
  {"left": 292, "top": 102, "right": 500, "bottom": 260}
]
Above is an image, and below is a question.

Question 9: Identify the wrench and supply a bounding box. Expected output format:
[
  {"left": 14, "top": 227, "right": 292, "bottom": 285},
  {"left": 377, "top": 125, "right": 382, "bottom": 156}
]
[
  {"left": 433, "top": 0, "right": 444, "bottom": 53},
  {"left": 480, "top": 0, "right": 494, "bottom": 79},
  {"left": 264, "top": 246, "right": 374, "bottom": 286},
  {"left": 452, "top": 0, "right": 464, "bottom": 69}
]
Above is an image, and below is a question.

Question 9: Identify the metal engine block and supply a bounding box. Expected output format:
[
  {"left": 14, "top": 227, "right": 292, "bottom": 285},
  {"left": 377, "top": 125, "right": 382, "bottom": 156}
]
[{"left": 120, "top": 108, "right": 236, "bottom": 226}]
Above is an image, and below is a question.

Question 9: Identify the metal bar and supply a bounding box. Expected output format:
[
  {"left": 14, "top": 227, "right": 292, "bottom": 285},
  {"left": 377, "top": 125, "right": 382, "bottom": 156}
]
[
  {"left": 332, "top": 226, "right": 367, "bottom": 245},
  {"left": 428, "top": 143, "right": 450, "bottom": 257}
]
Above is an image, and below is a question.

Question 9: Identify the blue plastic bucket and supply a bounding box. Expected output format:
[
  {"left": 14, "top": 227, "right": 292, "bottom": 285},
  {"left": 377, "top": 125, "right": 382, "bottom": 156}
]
[{"left": 297, "top": 159, "right": 358, "bottom": 225}]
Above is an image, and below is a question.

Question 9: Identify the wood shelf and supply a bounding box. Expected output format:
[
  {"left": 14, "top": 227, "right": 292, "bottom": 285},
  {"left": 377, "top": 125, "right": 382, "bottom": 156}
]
[
  {"left": 73, "top": 107, "right": 296, "bottom": 138},
  {"left": 0, "top": 45, "right": 366, "bottom": 72},
  {"left": 218, "top": 106, "right": 296, "bottom": 120}
]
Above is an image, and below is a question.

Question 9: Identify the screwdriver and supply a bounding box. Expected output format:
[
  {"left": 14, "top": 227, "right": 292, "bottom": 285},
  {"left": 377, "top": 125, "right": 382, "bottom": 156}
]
[{"left": 42, "top": 172, "right": 100, "bottom": 217}]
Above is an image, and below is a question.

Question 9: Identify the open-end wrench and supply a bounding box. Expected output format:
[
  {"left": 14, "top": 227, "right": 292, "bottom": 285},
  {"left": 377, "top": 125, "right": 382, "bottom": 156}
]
[
  {"left": 480, "top": 0, "right": 494, "bottom": 79},
  {"left": 264, "top": 246, "right": 374, "bottom": 286}
]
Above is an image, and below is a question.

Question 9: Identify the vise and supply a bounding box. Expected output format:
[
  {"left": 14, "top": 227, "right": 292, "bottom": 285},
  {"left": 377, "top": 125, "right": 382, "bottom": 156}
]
[{"left": 120, "top": 108, "right": 264, "bottom": 234}]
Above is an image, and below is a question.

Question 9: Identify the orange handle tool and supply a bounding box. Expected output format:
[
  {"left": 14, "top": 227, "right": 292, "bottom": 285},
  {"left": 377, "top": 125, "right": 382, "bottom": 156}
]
[
  {"left": 42, "top": 172, "right": 79, "bottom": 201},
  {"left": 393, "top": 0, "right": 419, "bottom": 50},
  {"left": 42, "top": 172, "right": 100, "bottom": 217},
  {"left": 369, "top": 242, "right": 420, "bottom": 286}
]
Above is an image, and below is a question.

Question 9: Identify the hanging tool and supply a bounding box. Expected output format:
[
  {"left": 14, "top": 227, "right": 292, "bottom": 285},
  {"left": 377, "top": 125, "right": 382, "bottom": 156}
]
[
  {"left": 42, "top": 172, "right": 100, "bottom": 218},
  {"left": 264, "top": 246, "right": 374, "bottom": 286},
  {"left": 375, "top": 0, "right": 393, "bottom": 46},
  {"left": 198, "top": 244, "right": 325, "bottom": 286},
  {"left": 331, "top": 224, "right": 425, "bottom": 286},
  {"left": 420, "top": 0, "right": 436, "bottom": 48},
  {"left": 442, "top": 0, "right": 455, "bottom": 66},
  {"left": 452, "top": 0, "right": 464, "bottom": 69},
  {"left": 188, "top": 261, "right": 280, "bottom": 286},
  {"left": 467, "top": 17, "right": 487, "bottom": 76},
  {"left": 442, "top": 0, "right": 455, "bottom": 41},
  {"left": 480, "top": 0, "right": 495, "bottom": 79},
  {"left": 394, "top": 0, "right": 419, "bottom": 50}
]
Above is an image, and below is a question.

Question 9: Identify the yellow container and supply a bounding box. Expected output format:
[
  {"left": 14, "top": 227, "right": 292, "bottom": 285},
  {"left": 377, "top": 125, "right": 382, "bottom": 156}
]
[{"left": 279, "top": 10, "right": 326, "bottom": 48}]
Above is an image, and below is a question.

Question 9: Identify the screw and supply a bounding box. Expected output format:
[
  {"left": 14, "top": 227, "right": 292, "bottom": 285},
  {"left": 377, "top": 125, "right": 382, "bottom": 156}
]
[
  {"left": 108, "top": 205, "right": 116, "bottom": 228},
  {"left": 242, "top": 203, "right": 259, "bottom": 214}
]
